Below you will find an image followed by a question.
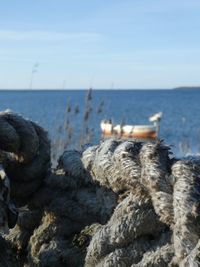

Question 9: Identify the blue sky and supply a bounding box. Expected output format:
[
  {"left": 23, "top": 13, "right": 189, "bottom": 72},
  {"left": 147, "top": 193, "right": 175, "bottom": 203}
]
[{"left": 1, "top": 0, "right": 200, "bottom": 89}]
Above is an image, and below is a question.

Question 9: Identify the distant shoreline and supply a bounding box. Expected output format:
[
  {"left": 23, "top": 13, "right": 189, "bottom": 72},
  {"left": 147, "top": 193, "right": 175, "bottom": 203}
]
[{"left": 174, "top": 86, "right": 200, "bottom": 90}]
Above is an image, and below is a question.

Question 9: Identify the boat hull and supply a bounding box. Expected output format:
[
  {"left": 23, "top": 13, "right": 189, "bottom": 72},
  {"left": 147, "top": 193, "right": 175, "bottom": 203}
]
[{"left": 101, "top": 122, "right": 157, "bottom": 140}]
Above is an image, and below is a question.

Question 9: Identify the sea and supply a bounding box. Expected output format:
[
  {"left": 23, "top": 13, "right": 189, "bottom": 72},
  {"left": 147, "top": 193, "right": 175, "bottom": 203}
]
[{"left": 0, "top": 89, "right": 200, "bottom": 158}]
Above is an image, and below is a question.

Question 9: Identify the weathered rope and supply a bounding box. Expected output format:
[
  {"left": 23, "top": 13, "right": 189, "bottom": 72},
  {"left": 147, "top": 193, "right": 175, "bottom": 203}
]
[
  {"left": 0, "top": 164, "right": 18, "bottom": 234},
  {"left": 82, "top": 140, "right": 200, "bottom": 267},
  {"left": 0, "top": 111, "right": 51, "bottom": 203},
  {"left": 0, "top": 111, "right": 50, "bottom": 266},
  {"left": 5, "top": 148, "right": 116, "bottom": 267},
  {"left": 171, "top": 158, "right": 200, "bottom": 266},
  {"left": 1, "top": 112, "right": 200, "bottom": 266}
]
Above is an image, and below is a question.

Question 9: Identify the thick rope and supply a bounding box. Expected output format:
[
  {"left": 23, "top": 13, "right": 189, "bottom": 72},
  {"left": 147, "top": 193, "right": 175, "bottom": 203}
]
[
  {"left": 1, "top": 112, "right": 200, "bottom": 266},
  {"left": 82, "top": 140, "right": 200, "bottom": 267},
  {"left": 0, "top": 111, "right": 51, "bottom": 203}
]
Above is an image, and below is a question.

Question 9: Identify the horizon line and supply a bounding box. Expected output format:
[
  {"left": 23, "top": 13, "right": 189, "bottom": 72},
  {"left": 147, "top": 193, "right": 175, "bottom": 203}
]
[{"left": 0, "top": 88, "right": 175, "bottom": 91}]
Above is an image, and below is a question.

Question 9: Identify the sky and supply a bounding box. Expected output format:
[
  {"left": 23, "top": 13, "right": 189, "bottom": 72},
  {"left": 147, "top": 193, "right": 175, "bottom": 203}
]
[{"left": 1, "top": 0, "right": 200, "bottom": 89}]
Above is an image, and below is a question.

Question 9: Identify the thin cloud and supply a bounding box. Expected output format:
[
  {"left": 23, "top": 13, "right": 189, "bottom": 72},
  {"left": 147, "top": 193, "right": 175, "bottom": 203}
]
[{"left": 0, "top": 30, "right": 103, "bottom": 42}]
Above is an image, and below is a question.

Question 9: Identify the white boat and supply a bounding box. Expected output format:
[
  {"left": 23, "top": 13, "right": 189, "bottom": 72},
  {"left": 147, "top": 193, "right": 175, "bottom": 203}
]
[{"left": 100, "top": 112, "right": 162, "bottom": 140}]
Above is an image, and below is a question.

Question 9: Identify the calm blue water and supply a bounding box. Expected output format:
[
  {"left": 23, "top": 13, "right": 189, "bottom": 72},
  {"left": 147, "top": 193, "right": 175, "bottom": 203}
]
[{"left": 0, "top": 89, "right": 200, "bottom": 157}]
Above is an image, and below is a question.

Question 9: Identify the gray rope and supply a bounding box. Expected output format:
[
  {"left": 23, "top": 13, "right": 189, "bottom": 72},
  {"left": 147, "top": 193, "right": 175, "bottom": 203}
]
[
  {"left": 0, "top": 111, "right": 51, "bottom": 203},
  {"left": 1, "top": 112, "right": 200, "bottom": 266}
]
